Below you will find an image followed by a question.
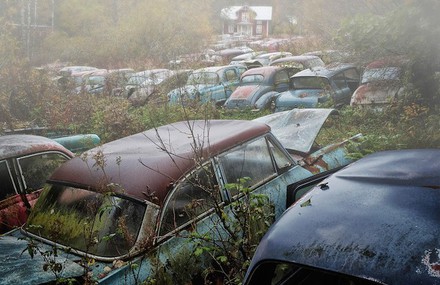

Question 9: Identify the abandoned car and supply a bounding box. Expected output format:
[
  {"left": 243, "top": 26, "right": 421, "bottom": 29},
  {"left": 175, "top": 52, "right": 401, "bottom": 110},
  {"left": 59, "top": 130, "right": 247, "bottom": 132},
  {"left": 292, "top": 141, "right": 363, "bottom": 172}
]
[
  {"left": 0, "top": 109, "right": 362, "bottom": 284},
  {"left": 350, "top": 57, "right": 408, "bottom": 107},
  {"left": 224, "top": 66, "right": 296, "bottom": 110},
  {"left": 274, "top": 64, "right": 360, "bottom": 111},
  {"left": 0, "top": 135, "right": 73, "bottom": 233},
  {"left": 243, "top": 148, "right": 440, "bottom": 285},
  {"left": 167, "top": 65, "right": 247, "bottom": 106}
]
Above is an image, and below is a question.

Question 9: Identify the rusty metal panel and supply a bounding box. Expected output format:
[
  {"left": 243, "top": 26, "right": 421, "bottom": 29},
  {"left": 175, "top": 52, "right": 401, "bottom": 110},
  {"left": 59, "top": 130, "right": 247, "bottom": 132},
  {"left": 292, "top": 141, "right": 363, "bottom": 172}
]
[{"left": 253, "top": 108, "right": 337, "bottom": 153}]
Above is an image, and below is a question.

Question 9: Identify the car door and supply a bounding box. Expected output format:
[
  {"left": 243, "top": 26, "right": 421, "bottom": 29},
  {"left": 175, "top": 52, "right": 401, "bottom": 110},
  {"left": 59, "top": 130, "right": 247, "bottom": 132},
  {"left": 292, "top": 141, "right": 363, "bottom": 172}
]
[
  {"left": 331, "top": 68, "right": 360, "bottom": 106},
  {"left": 215, "top": 134, "right": 314, "bottom": 219},
  {"left": 221, "top": 67, "right": 241, "bottom": 99},
  {"left": 0, "top": 151, "right": 70, "bottom": 232}
]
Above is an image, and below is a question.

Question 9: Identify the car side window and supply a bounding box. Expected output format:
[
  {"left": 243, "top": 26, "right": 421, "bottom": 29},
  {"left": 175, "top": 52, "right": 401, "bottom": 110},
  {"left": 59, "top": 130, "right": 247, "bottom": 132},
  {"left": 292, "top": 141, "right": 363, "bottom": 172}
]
[
  {"left": 17, "top": 152, "right": 69, "bottom": 192},
  {"left": 344, "top": 68, "right": 360, "bottom": 92},
  {"left": 218, "top": 136, "right": 276, "bottom": 196},
  {"left": 225, "top": 69, "right": 238, "bottom": 82},
  {"left": 0, "top": 160, "right": 17, "bottom": 200},
  {"left": 332, "top": 72, "right": 348, "bottom": 90},
  {"left": 160, "top": 164, "right": 219, "bottom": 236}
]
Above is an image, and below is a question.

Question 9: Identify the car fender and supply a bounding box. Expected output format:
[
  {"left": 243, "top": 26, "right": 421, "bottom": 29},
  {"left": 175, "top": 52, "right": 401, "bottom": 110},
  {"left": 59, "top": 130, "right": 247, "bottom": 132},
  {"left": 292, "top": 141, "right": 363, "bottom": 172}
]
[{"left": 254, "top": 91, "right": 279, "bottom": 110}]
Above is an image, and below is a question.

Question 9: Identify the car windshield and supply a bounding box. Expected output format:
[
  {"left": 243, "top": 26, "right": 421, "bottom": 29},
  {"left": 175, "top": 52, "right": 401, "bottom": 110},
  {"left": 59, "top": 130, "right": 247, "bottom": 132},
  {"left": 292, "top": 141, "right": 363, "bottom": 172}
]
[
  {"left": 292, "top": 77, "right": 331, "bottom": 89},
  {"left": 361, "top": 67, "right": 401, "bottom": 84},
  {"left": 25, "top": 184, "right": 147, "bottom": 258},
  {"left": 241, "top": 74, "right": 264, "bottom": 84},
  {"left": 187, "top": 72, "right": 219, "bottom": 85}
]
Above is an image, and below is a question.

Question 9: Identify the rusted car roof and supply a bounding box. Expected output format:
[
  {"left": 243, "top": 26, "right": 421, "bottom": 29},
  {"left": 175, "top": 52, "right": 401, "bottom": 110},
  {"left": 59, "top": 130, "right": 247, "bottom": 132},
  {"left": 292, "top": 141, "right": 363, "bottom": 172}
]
[
  {"left": 0, "top": 135, "right": 73, "bottom": 159},
  {"left": 291, "top": 63, "right": 357, "bottom": 78},
  {"left": 244, "top": 149, "right": 440, "bottom": 284},
  {"left": 49, "top": 120, "right": 269, "bottom": 204}
]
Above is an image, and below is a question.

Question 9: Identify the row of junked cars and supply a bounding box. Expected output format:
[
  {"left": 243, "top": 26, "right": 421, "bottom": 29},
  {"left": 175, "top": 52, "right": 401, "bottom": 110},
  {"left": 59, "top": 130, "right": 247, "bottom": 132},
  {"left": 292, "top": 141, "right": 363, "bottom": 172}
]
[
  {"left": 167, "top": 50, "right": 407, "bottom": 110},
  {"left": 54, "top": 50, "right": 406, "bottom": 110},
  {"left": 1, "top": 106, "right": 439, "bottom": 284}
]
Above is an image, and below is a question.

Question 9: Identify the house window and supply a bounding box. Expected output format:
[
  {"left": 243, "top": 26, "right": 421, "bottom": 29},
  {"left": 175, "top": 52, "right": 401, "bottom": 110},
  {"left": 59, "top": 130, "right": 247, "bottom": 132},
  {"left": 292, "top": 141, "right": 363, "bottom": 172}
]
[
  {"left": 228, "top": 24, "right": 234, "bottom": 34},
  {"left": 256, "top": 24, "right": 263, "bottom": 35},
  {"left": 242, "top": 12, "right": 249, "bottom": 22}
]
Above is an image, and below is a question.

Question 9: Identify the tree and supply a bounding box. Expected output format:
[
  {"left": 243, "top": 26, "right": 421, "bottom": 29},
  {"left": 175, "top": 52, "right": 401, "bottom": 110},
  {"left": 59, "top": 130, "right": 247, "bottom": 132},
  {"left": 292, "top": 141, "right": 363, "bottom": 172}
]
[{"left": 336, "top": 0, "right": 440, "bottom": 107}]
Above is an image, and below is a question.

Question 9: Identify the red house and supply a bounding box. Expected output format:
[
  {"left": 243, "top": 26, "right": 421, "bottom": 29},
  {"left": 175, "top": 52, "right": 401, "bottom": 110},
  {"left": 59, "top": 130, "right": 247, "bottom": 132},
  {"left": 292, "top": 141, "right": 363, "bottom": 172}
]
[{"left": 221, "top": 6, "right": 273, "bottom": 37}]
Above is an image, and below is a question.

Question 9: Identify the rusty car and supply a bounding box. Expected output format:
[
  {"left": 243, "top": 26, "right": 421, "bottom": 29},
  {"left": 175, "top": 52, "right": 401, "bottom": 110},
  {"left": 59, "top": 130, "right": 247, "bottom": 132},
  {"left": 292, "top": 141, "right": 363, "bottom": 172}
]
[
  {"left": 350, "top": 57, "right": 408, "bottom": 107},
  {"left": 243, "top": 148, "right": 440, "bottom": 285},
  {"left": 0, "top": 109, "right": 362, "bottom": 284},
  {"left": 224, "top": 66, "right": 296, "bottom": 110},
  {"left": 274, "top": 63, "right": 360, "bottom": 111},
  {"left": 0, "top": 135, "right": 73, "bottom": 233}
]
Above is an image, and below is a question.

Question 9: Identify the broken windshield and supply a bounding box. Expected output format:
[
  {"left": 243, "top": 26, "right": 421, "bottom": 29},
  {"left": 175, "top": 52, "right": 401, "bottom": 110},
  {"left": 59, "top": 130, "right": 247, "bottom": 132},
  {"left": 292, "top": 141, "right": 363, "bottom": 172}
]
[{"left": 24, "top": 184, "right": 147, "bottom": 258}]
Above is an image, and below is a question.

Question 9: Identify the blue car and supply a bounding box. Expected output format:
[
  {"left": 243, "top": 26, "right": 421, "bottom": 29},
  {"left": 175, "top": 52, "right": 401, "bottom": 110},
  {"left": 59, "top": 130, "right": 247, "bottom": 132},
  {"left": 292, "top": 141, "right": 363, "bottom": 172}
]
[
  {"left": 274, "top": 63, "right": 360, "bottom": 112},
  {"left": 244, "top": 149, "right": 440, "bottom": 285},
  {"left": 224, "top": 66, "right": 296, "bottom": 110},
  {"left": 167, "top": 65, "right": 247, "bottom": 106}
]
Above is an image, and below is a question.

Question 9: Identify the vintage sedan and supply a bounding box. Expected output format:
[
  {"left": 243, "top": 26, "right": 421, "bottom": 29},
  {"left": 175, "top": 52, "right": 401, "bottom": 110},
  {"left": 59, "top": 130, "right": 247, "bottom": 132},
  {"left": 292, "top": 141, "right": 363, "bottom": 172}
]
[
  {"left": 0, "top": 109, "right": 362, "bottom": 284},
  {"left": 167, "top": 65, "right": 247, "bottom": 106},
  {"left": 350, "top": 58, "right": 407, "bottom": 107},
  {"left": 243, "top": 149, "right": 440, "bottom": 285},
  {"left": 274, "top": 63, "right": 360, "bottom": 112},
  {"left": 123, "top": 69, "right": 179, "bottom": 105},
  {"left": 0, "top": 135, "right": 73, "bottom": 233},
  {"left": 224, "top": 66, "right": 296, "bottom": 110}
]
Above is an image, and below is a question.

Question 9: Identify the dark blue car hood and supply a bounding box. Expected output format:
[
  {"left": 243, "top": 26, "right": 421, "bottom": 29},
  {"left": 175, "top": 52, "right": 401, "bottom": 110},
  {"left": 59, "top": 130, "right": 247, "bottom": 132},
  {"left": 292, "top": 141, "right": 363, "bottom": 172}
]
[{"left": 246, "top": 149, "right": 440, "bottom": 284}]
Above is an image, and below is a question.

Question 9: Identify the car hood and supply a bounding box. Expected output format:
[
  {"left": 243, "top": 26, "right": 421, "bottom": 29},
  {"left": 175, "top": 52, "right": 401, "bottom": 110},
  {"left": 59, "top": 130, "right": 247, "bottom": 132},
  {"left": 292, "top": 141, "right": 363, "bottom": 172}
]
[
  {"left": 0, "top": 234, "right": 84, "bottom": 284},
  {"left": 253, "top": 108, "right": 336, "bottom": 153},
  {"left": 351, "top": 82, "right": 401, "bottom": 105}
]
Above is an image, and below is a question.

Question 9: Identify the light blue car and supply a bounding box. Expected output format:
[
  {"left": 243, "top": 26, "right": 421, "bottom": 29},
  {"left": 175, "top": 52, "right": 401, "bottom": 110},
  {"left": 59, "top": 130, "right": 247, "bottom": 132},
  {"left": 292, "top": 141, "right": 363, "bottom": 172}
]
[
  {"left": 167, "top": 65, "right": 247, "bottom": 106},
  {"left": 274, "top": 64, "right": 360, "bottom": 112},
  {"left": 0, "top": 110, "right": 362, "bottom": 284}
]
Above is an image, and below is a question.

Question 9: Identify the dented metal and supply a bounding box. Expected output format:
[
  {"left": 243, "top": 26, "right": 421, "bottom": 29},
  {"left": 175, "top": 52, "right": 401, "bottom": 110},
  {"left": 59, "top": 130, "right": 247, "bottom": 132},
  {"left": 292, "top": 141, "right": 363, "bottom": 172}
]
[{"left": 244, "top": 149, "right": 440, "bottom": 285}]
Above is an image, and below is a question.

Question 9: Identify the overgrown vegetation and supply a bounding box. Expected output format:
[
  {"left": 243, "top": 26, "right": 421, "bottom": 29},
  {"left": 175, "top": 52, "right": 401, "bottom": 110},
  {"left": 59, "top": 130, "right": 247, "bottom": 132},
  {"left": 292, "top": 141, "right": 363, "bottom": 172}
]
[{"left": 1, "top": 1, "right": 439, "bottom": 284}]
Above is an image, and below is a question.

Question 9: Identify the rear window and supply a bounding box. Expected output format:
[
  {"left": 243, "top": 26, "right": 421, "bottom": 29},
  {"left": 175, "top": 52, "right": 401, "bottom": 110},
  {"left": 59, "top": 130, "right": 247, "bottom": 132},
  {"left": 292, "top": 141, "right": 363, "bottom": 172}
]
[
  {"left": 241, "top": 74, "right": 264, "bottom": 84},
  {"left": 292, "top": 77, "right": 331, "bottom": 89},
  {"left": 361, "top": 67, "right": 401, "bottom": 84}
]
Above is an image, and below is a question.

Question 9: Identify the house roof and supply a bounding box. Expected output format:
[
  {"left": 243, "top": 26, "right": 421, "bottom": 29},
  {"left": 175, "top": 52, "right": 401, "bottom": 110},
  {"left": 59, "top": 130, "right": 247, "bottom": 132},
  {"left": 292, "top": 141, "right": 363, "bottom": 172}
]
[{"left": 221, "top": 6, "right": 273, "bottom": 21}]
